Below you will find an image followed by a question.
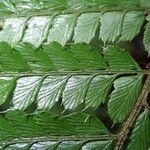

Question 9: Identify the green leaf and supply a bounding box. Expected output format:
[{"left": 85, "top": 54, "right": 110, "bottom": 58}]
[
  {"left": 108, "top": 75, "right": 143, "bottom": 123},
  {"left": 68, "top": 0, "right": 92, "bottom": 9},
  {"left": 43, "top": 42, "right": 79, "bottom": 71},
  {"left": 0, "top": 42, "right": 141, "bottom": 72},
  {"left": 104, "top": 46, "right": 140, "bottom": 70},
  {"left": 144, "top": 22, "right": 150, "bottom": 55},
  {"left": 5, "top": 143, "right": 30, "bottom": 150},
  {"left": 0, "top": 74, "right": 143, "bottom": 113},
  {"left": 74, "top": 13, "right": 101, "bottom": 43},
  {"left": 61, "top": 112, "right": 109, "bottom": 135},
  {"left": 91, "top": 0, "right": 119, "bottom": 7},
  {"left": 37, "top": 76, "right": 68, "bottom": 110},
  {"left": 83, "top": 140, "right": 113, "bottom": 150},
  {"left": 44, "top": 142, "right": 61, "bottom": 150},
  {"left": 40, "top": 0, "right": 68, "bottom": 10},
  {"left": 0, "top": 77, "right": 16, "bottom": 105},
  {"left": 22, "top": 16, "right": 52, "bottom": 47},
  {"left": 11, "top": 0, "right": 40, "bottom": 12},
  {"left": 6, "top": 142, "right": 61, "bottom": 150},
  {"left": 0, "top": 42, "right": 30, "bottom": 72},
  {"left": 57, "top": 141, "right": 82, "bottom": 150},
  {"left": 141, "top": 0, "right": 150, "bottom": 7},
  {"left": 0, "top": 42, "right": 143, "bottom": 112},
  {"left": 0, "top": 17, "right": 27, "bottom": 46},
  {"left": 12, "top": 76, "right": 44, "bottom": 110},
  {"left": 100, "top": 12, "right": 124, "bottom": 43},
  {"left": 127, "top": 109, "right": 150, "bottom": 150},
  {"left": 70, "top": 43, "right": 107, "bottom": 69},
  {"left": 0, "top": 0, "right": 143, "bottom": 15},
  {"left": 4, "top": 140, "right": 114, "bottom": 150},
  {"left": 120, "top": 11, "right": 145, "bottom": 41},
  {"left": 0, "top": 11, "right": 145, "bottom": 46},
  {"left": 47, "top": 14, "right": 77, "bottom": 45},
  {"left": 0, "top": 115, "right": 19, "bottom": 140},
  {"left": 5, "top": 110, "right": 43, "bottom": 137},
  {"left": 62, "top": 75, "right": 93, "bottom": 110},
  {"left": 0, "top": 1, "right": 15, "bottom": 14},
  {"left": 93, "top": 0, "right": 140, "bottom": 8},
  {"left": 85, "top": 75, "right": 114, "bottom": 109},
  {"left": 36, "top": 113, "right": 105, "bottom": 140},
  {"left": 33, "top": 111, "right": 74, "bottom": 136},
  {"left": 16, "top": 43, "right": 54, "bottom": 71},
  {"left": 0, "top": 44, "right": 143, "bottom": 112},
  {"left": 0, "top": 1, "right": 148, "bottom": 149},
  {"left": 30, "top": 142, "right": 62, "bottom": 150}
]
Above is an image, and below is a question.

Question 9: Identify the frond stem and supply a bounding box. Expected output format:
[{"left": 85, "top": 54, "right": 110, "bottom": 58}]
[
  {"left": 115, "top": 74, "right": 150, "bottom": 150},
  {"left": 0, "top": 70, "right": 149, "bottom": 77}
]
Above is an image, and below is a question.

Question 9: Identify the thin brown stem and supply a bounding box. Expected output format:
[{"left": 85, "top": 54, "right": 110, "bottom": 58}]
[{"left": 115, "top": 74, "right": 150, "bottom": 150}]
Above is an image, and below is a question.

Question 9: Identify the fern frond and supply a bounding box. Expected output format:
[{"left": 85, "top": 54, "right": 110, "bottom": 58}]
[
  {"left": 0, "top": 43, "right": 146, "bottom": 123},
  {"left": 127, "top": 109, "right": 150, "bottom": 150},
  {"left": 1, "top": 140, "right": 114, "bottom": 150},
  {"left": 144, "top": 16, "right": 150, "bottom": 55},
  {"left": 108, "top": 75, "right": 143, "bottom": 123},
  {"left": 0, "top": 1, "right": 149, "bottom": 149},
  {"left": 0, "top": 11, "right": 145, "bottom": 48},
  {"left": 0, "top": 110, "right": 114, "bottom": 148},
  {"left": 0, "top": 0, "right": 145, "bottom": 16},
  {"left": 0, "top": 42, "right": 140, "bottom": 72}
]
